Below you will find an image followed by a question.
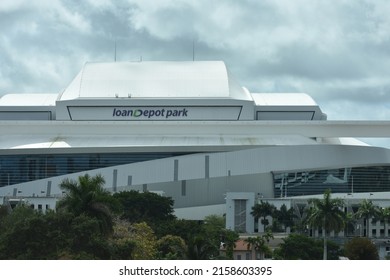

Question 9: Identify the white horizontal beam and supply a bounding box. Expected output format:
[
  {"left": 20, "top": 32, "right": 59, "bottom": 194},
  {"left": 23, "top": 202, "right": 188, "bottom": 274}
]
[{"left": 1, "top": 120, "right": 390, "bottom": 138}]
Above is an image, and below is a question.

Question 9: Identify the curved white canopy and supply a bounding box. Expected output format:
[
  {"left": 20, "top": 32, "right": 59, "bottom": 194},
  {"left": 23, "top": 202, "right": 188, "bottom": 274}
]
[{"left": 59, "top": 61, "right": 251, "bottom": 101}]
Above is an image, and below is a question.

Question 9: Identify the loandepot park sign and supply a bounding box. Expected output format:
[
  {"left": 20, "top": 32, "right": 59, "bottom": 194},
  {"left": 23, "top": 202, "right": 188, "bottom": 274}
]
[
  {"left": 67, "top": 106, "right": 242, "bottom": 121},
  {"left": 112, "top": 107, "right": 188, "bottom": 119}
]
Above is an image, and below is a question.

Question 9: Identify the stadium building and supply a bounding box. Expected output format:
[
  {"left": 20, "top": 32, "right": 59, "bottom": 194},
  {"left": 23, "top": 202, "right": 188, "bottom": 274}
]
[{"left": 0, "top": 61, "right": 390, "bottom": 219}]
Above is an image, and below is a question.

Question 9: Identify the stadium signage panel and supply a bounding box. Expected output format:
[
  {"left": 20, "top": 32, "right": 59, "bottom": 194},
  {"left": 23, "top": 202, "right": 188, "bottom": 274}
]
[
  {"left": 112, "top": 108, "right": 188, "bottom": 119},
  {"left": 67, "top": 106, "right": 242, "bottom": 121}
]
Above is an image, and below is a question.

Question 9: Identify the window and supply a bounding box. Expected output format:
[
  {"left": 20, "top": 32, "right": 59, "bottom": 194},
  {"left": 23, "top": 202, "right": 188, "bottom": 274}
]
[
  {"left": 234, "top": 199, "right": 247, "bottom": 232},
  {"left": 273, "top": 166, "right": 390, "bottom": 197},
  {"left": 0, "top": 152, "right": 191, "bottom": 187},
  {"left": 181, "top": 180, "right": 186, "bottom": 196}
]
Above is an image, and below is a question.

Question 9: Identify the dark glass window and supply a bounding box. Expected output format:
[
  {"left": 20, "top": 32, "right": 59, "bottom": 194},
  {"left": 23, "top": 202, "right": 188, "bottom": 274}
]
[
  {"left": 0, "top": 152, "right": 190, "bottom": 187},
  {"left": 273, "top": 166, "right": 390, "bottom": 197}
]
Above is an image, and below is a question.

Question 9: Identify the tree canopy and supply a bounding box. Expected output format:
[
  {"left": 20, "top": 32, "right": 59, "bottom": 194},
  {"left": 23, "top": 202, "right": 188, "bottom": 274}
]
[
  {"left": 355, "top": 199, "right": 380, "bottom": 237},
  {"left": 273, "top": 233, "right": 342, "bottom": 260},
  {"left": 251, "top": 200, "right": 276, "bottom": 230},
  {"left": 245, "top": 231, "right": 274, "bottom": 260},
  {"left": 305, "top": 189, "right": 345, "bottom": 260},
  {"left": 344, "top": 237, "right": 379, "bottom": 260},
  {"left": 0, "top": 206, "right": 111, "bottom": 259},
  {"left": 57, "top": 173, "right": 119, "bottom": 235},
  {"left": 0, "top": 174, "right": 237, "bottom": 260},
  {"left": 113, "top": 190, "right": 175, "bottom": 224}
]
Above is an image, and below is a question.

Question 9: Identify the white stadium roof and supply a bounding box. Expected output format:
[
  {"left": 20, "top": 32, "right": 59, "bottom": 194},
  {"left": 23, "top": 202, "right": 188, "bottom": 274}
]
[{"left": 59, "top": 61, "right": 252, "bottom": 101}]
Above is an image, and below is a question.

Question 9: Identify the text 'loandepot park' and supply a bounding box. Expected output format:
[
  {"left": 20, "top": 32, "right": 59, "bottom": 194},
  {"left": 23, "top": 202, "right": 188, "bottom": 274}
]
[{"left": 112, "top": 107, "right": 189, "bottom": 119}]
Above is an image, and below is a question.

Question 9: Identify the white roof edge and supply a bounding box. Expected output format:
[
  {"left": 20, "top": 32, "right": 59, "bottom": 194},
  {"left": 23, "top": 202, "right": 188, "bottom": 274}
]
[{"left": 251, "top": 93, "right": 318, "bottom": 106}]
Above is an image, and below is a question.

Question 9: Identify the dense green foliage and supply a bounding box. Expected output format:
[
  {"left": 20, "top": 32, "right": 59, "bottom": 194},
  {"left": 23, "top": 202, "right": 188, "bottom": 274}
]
[
  {"left": 273, "top": 204, "right": 296, "bottom": 232},
  {"left": 354, "top": 199, "right": 380, "bottom": 237},
  {"left": 251, "top": 202, "right": 297, "bottom": 233},
  {"left": 251, "top": 200, "right": 276, "bottom": 228},
  {"left": 344, "top": 237, "right": 379, "bottom": 260},
  {"left": 245, "top": 231, "right": 274, "bottom": 259},
  {"left": 273, "top": 234, "right": 342, "bottom": 260},
  {"left": 0, "top": 177, "right": 386, "bottom": 260},
  {"left": 57, "top": 173, "right": 120, "bottom": 235},
  {"left": 113, "top": 190, "right": 175, "bottom": 224},
  {"left": 0, "top": 174, "right": 238, "bottom": 260},
  {"left": 0, "top": 206, "right": 111, "bottom": 259}
]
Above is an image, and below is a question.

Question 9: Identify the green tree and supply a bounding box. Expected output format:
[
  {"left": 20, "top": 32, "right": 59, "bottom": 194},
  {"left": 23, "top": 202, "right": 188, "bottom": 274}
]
[
  {"left": 378, "top": 206, "right": 390, "bottom": 223},
  {"left": 109, "top": 219, "right": 136, "bottom": 260},
  {"left": 305, "top": 189, "right": 345, "bottom": 260},
  {"left": 0, "top": 205, "right": 56, "bottom": 259},
  {"left": 113, "top": 190, "right": 175, "bottom": 225},
  {"left": 344, "top": 237, "right": 379, "bottom": 260},
  {"left": 274, "top": 204, "right": 296, "bottom": 232},
  {"left": 344, "top": 212, "right": 357, "bottom": 237},
  {"left": 57, "top": 173, "right": 119, "bottom": 235},
  {"left": 187, "top": 234, "right": 217, "bottom": 260},
  {"left": 219, "top": 228, "right": 239, "bottom": 259},
  {"left": 162, "top": 215, "right": 238, "bottom": 260},
  {"left": 273, "top": 233, "right": 341, "bottom": 260},
  {"left": 202, "top": 215, "right": 239, "bottom": 259},
  {"left": 245, "top": 231, "right": 274, "bottom": 259},
  {"left": 203, "top": 215, "right": 225, "bottom": 235},
  {"left": 182, "top": 215, "right": 239, "bottom": 260},
  {"left": 156, "top": 218, "right": 215, "bottom": 259},
  {"left": 109, "top": 220, "right": 159, "bottom": 260},
  {"left": 378, "top": 206, "right": 390, "bottom": 238},
  {"left": 0, "top": 205, "right": 111, "bottom": 259},
  {"left": 129, "top": 222, "right": 158, "bottom": 260},
  {"left": 251, "top": 201, "right": 276, "bottom": 232},
  {"left": 63, "top": 214, "right": 112, "bottom": 259},
  {"left": 157, "top": 235, "right": 187, "bottom": 259},
  {"left": 0, "top": 205, "right": 9, "bottom": 220},
  {"left": 157, "top": 219, "right": 203, "bottom": 241},
  {"left": 355, "top": 199, "right": 380, "bottom": 237}
]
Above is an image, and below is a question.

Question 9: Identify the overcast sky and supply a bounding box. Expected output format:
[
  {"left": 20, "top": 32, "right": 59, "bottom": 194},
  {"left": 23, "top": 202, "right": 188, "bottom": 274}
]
[{"left": 1, "top": 0, "right": 389, "bottom": 147}]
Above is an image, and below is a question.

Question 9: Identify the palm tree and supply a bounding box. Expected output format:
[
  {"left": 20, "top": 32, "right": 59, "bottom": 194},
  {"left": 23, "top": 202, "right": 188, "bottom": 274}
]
[
  {"left": 343, "top": 212, "right": 357, "bottom": 237},
  {"left": 251, "top": 201, "right": 276, "bottom": 232},
  {"left": 245, "top": 231, "right": 274, "bottom": 260},
  {"left": 305, "top": 189, "right": 345, "bottom": 260},
  {"left": 378, "top": 206, "right": 390, "bottom": 238},
  {"left": 57, "top": 173, "right": 118, "bottom": 235},
  {"left": 275, "top": 204, "right": 297, "bottom": 233},
  {"left": 355, "top": 199, "right": 380, "bottom": 238}
]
